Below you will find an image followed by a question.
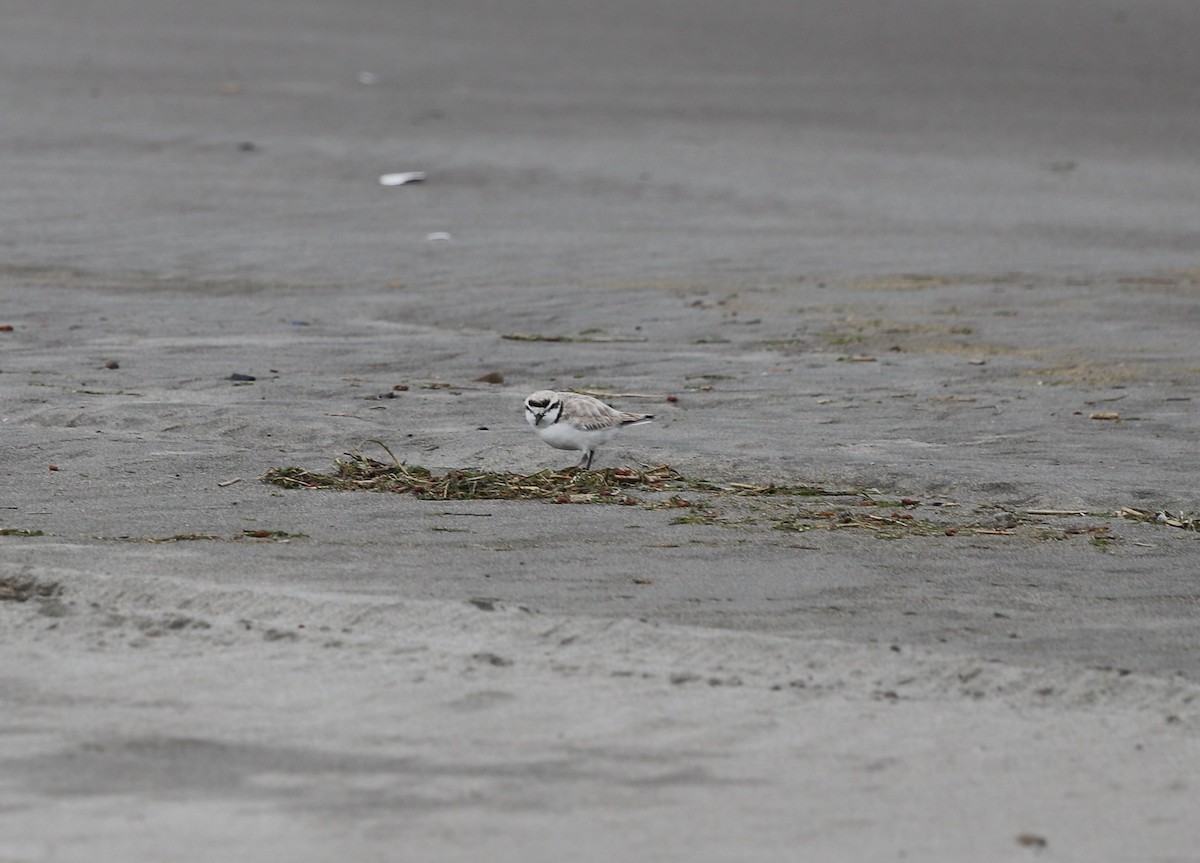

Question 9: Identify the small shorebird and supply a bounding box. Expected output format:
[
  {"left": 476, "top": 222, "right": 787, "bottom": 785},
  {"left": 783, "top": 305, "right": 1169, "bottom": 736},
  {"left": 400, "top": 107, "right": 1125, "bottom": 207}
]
[{"left": 523, "top": 390, "right": 653, "bottom": 469}]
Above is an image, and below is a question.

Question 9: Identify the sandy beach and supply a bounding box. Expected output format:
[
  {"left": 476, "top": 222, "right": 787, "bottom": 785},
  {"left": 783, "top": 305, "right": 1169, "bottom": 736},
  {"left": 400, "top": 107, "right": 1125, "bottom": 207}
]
[{"left": 3, "top": 1, "right": 1199, "bottom": 860}]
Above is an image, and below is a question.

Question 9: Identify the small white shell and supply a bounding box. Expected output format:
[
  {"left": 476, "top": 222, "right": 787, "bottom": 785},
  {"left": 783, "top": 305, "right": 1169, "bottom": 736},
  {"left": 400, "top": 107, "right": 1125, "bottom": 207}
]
[{"left": 379, "top": 171, "right": 427, "bottom": 186}]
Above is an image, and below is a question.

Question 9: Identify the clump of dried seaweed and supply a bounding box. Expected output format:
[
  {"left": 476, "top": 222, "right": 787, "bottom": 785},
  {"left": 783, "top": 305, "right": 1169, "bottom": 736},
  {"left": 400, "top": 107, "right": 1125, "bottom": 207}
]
[
  {"left": 262, "top": 453, "right": 692, "bottom": 505},
  {"left": 259, "top": 442, "right": 1195, "bottom": 546},
  {"left": 1116, "top": 507, "right": 1199, "bottom": 531},
  {"left": 770, "top": 505, "right": 1119, "bottom": 542},
  {"left": 772, "top": 506, "right": 943, "bottom": 539}
]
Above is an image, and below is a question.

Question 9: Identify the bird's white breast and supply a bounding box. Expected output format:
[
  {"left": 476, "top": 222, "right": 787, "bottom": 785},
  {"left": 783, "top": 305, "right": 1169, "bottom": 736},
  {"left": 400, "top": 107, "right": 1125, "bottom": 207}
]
[{"left": 534, "top": 419, "right": 617, "bottom": 451}]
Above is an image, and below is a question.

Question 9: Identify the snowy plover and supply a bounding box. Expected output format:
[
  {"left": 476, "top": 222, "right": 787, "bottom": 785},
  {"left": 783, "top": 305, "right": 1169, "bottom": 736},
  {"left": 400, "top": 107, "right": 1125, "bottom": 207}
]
[{"left": 523, "top": 390, "right": 653, "bottom": 469}]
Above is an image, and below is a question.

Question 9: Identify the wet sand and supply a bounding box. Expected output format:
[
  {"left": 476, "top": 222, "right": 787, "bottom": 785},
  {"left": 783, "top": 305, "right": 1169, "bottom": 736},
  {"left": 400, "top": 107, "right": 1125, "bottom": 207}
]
[{"left": 2, "top": 1, "right": 1199, "bottom": 860}]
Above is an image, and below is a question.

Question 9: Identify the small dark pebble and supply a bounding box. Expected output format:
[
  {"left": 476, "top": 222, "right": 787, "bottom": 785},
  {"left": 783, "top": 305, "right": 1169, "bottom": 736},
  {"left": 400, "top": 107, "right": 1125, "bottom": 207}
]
[
  {"left": 238, "top": 141, "right": 257, "bottom": 152},
  {"left": 1015, "top": 833, "right": 1048, "bottom": 849},
  {"left": 471, "top": 652, "right": 513, "bottom": 667},
  {"left": 229, "top": 373, "right": 256, "bottom": 382},
  {"left": 475, "top": 371, "right": 504, "bottom": 384},
  {"left": 467, "top": 598, "right": 496, "bottom": 611},
  {"left": 105, "top": 359, "right": 120, "bottom": 369},
  {"left": 289, "top": 320, "right": 311, "bottom": 326},
  {"left": 477, "top": 426, "right": 489, "bottom": 431}
]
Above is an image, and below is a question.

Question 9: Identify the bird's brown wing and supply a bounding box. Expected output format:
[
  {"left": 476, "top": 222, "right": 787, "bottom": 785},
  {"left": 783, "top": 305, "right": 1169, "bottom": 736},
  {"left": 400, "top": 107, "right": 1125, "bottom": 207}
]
[{"left": 560, "top": 394, "right": 628, "bottom": 431}]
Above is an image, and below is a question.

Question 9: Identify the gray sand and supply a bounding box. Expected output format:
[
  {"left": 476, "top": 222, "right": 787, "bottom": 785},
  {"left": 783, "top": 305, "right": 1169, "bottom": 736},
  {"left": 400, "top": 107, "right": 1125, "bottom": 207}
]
[{"left": 3, "top": 1, "right": 1199, "bottom": 860}]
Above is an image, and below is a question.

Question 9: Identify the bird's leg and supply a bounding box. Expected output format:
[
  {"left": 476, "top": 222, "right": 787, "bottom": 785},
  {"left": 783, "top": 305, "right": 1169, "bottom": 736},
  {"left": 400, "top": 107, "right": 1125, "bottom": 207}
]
[{"left": 580, "top": 450, "right": 594, "bottom": 470}]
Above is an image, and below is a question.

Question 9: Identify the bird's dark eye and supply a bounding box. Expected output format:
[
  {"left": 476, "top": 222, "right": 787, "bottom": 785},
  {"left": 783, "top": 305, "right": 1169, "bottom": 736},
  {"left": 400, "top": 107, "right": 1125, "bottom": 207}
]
[{"left": 528, "top": 399, "right": 549, "bottom": 408}]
